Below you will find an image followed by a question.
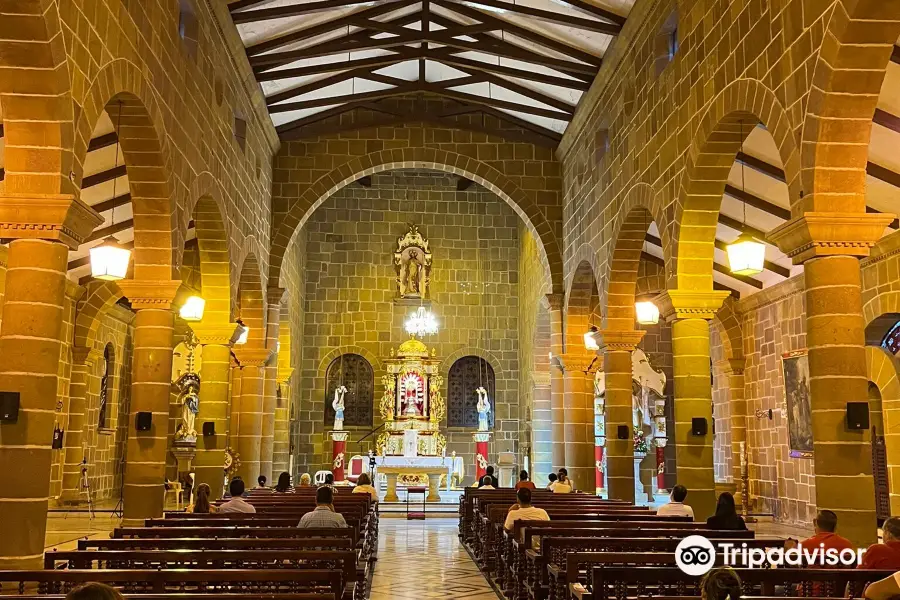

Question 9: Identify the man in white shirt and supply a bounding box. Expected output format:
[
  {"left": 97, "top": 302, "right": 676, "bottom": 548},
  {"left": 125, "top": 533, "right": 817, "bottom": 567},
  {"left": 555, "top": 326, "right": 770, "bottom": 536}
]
[
  {"left": 219, "top": 479, "right": 256, "bottom": 513},
  {"left": 656, "top": 484, "right": 694, "bottom": 519},
  {"left": 505, "top": 488, "right": 550, "bottom": 549}
]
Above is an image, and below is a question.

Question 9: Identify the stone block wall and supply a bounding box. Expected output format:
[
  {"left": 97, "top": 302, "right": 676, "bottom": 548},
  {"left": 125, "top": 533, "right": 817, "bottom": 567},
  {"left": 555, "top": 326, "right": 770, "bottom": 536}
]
[
  {"left": 291, "top": 170, "right": 521, "bottom": 479},
  {"left": 711, "top": 327, "right": 733, "bottom": 484}
]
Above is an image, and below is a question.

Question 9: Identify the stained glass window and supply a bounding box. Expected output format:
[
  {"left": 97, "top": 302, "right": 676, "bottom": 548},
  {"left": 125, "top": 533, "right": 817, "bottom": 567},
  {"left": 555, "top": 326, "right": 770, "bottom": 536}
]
[
  {"left": 447, "top": 356, "right": 495, "bottom": 428},
  {"left": 882, "top": 321, "right": 900, "bottom": 355},
  {"left": 324, "top": 354, "right": 374, "bottom": 428}
]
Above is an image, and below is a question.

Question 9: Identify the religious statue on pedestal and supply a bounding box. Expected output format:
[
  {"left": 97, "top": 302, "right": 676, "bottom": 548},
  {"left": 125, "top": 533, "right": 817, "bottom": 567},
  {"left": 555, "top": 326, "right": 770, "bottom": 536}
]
[
  {"left": 332, "top": 385, "right": 347, "bottom": 430},
  {"left": 394, "top": 223, "right": 432, "bottom": 299},
  {"left": 476, "top": 387, "right": 491, "bottom": 431},
  {"left": 174, "top": 372, "right": 201, "bottom": 442}
]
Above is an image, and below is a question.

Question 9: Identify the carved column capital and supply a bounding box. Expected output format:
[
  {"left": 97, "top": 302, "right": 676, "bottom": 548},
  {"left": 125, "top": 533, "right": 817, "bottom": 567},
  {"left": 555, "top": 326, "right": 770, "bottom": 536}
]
[
  {"left": 600, "top": 329, "right": 645, "bottom": 352},
  {"left": 767, "top": 212, "right": 895, "bottom": 264},
  {"left": 191, "top": 322, "right": 242, "bottom": 346},
  {"left": 562, "top": 353, "right": 601, "bottom": 374},
  {"left": 532, "top": 372, "right": 551, "bottom": 387},
  {"left": 116, "top": 279, "right": 182, "bottom": 310},
  {"left": 656, "top": 289, "right": 730, "bottom": 321},
  {"left": 234, "top": 347, "right": 274, "bottom": 367},
  {"left": 277, "top": 366, "right": 295, "bottom": 385},
  {"left": 714, "top": 358, "right": 746, "bottom": 375},
  {"left": 545, "top": 293, "right": 564, "bottom": 311},
  {"left": 0, "top": 193, "right": 103, "bottom": 249}
]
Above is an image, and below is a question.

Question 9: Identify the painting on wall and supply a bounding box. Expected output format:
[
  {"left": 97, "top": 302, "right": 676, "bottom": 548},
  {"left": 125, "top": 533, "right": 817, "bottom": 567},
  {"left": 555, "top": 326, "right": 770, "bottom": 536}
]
[{"left": 782, "top": 350, "right": 813, "bottom": 458}]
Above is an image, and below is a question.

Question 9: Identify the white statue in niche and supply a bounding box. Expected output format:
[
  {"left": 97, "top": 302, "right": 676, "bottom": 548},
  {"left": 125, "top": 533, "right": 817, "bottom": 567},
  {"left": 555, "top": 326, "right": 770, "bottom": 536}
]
[
  {"left": 476, "top": 387, "right": 491, "bottom": 431},
  {"left": 332, "top": 385, "right": 347, "bottom": 430},
  {"left": 175, "top": 373, "right": 201, "bottom": 442},
  {"left": 394, "top": 224, "right": 432, "bottom": 299}
]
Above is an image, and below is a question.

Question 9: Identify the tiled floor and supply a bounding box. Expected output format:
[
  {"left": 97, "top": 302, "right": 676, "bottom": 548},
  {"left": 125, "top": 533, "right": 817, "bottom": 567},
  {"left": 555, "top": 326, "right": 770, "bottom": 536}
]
[{"left": 371, "top": 518, "right": 499, "bottom": 600}]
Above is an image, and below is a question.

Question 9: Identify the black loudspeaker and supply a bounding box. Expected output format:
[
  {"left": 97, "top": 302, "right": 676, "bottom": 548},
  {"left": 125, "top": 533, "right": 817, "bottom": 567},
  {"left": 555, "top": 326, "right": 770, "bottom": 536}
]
[
  {"left": 202, "top": 422, "right": 216, "bottom": 436},
  {"left": 0, "top": 392, "right": 20, "bottom": 423},
  {"left": 617, "top": 425, "right": 630, "bottom": 440},
  {"left": 691, "top": 417, "right": 708, "bottom": 436},
  {"left": 136, "top": 412, "right": 153, "bottom": 431},
  {"left": 52, "top": 426, "right": 65, "bottom": 449},
  {"left": 846, "top": 402, "right": 870, "bottom": 430}
]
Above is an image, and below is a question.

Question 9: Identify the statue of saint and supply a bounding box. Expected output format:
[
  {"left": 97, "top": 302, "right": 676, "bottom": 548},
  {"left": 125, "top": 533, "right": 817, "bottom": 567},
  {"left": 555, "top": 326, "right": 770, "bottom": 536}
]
[
  {"left": 476, "top": 387, "right": 491, "bottom": 431},
  {"left": 406, "top": 249, "right": 421, "bottom": 295},
  {"left": 174, "top": 373, "right": 200, "bottom": 442},
  {"left": 332, "top": 385, "right": 347, "bottom": 430},
  {"left": 394, "top": 224, "right": 432, "bottom": 299}
]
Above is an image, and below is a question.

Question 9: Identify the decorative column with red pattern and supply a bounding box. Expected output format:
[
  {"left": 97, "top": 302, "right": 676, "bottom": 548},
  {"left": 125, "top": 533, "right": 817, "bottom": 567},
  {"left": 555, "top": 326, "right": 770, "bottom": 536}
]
[
  {"left": 474, "top": 432, "right": 492, "bottom": 483},
  {"left": 655, "top": 445, "right": 666, "bottom": 492},
  {"left": 594, "top": 444, "right": 605, "bottom": 495},
  {"left": 331, "top": 431, "right": 349, "bottom": 482}
]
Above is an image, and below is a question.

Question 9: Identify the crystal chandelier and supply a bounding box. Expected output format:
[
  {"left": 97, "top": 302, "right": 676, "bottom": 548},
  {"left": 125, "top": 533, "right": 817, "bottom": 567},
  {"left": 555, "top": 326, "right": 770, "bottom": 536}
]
[{"left": 405, "top": 306, "right": 438, "bottom": 338}]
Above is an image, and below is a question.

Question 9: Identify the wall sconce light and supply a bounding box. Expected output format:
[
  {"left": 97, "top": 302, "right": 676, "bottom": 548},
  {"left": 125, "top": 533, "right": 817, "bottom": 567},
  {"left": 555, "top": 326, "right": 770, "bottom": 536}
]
[
  {"left": 231, "top": 319, "right": 249, "bottom": 345},
  {"left": 584, "top": 326, "right": 600, "bottom": 351},
  {"left": 754, "top": 408, "right": 773, "bottom": 421}
]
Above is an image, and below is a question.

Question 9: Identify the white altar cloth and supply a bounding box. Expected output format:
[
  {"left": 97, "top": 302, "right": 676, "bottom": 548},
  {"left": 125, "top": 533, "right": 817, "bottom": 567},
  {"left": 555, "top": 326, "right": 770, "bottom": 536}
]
[{"left": 374, "top": 455, "right": 454, "bottom": 490}]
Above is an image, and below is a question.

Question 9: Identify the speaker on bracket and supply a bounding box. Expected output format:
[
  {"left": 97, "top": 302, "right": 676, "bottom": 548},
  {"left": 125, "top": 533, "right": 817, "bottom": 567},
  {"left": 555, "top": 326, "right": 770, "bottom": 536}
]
[
  {"left": 617, "top": 425, "right": 630, "bottom": 440},
  {"left": 202, "top": 422, "right": 216, "bottom": 437},
  {"left": 691, "top": 417, "right": 708, "bottom": 436},
  {"left": 846, "top": 402, "right": 870, "bottom": 431},
  {"left": 136, "top": 412, "right": 152, "bottom": 431},
  {"left": 0, "top": 392, "right": 20, "bottom": 424}
]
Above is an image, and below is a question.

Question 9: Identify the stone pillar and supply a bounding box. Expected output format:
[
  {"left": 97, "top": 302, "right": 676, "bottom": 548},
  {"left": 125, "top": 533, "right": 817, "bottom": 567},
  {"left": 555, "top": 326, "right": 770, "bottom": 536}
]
[
  {"left": 233, "top": 348, "right": 272, "bottom": 483},
  {"left": 716, "top": 358, "right": 746, "bottom": 501},
  {"left": 229, "top": 362, "right": 242, "bottom": 447},
  {"left": 117, "top": 280, "right": 181, "bottom": 526},
  {"left": 562, "top": 354, "right": 599, "bottom": 492},
  {"left": 273, "top": 375, "right": 294, "bottom": 476},
  {"left": 0, "top": 194, "right": 101, "bottom": 569},
  {"left": 191, "top": 323, "right": 240, "bottom": 499},
  {"left": 658, "top": 290, "right": 729, "bottom": 521},
  {"left": 601, "top": 330, "right": 646, "bottom": 503},
  {"left": 531, "top": 372, "right": 553, "bottom": 484},
  {"left": 259, "top": 289, "right": 284, "bottom": 483},
  {"left": 770, "top": 212, "right": 893, "bottom": 546},
  {"left": 547, "top": 294, "right": 565, "bottom": 473},
  {"left": 59, "top": 348, "right": 103, "bottom": 502}
]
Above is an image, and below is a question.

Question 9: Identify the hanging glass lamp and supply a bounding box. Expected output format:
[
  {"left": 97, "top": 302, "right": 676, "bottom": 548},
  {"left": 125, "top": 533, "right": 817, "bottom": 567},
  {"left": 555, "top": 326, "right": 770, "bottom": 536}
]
[
  {"left": 726, "top": 232, "right": 766, "bottom": 276},
  {"left": 635, "top": 301, "right": 660, "bottom": 325},
  {"left": 90, "top": 238, "right": 131, "bottom": 281},
  {"left": 179, "top": 295, "right": 206, "bottom": 321}
]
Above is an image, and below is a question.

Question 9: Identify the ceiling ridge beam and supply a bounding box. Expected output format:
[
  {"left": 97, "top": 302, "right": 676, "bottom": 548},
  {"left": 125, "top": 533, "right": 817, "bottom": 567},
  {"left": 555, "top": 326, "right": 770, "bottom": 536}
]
[
  {"left": 440, "top": 0, "right": 620, "bottom": 35},
  {"left": 557, "top": 0, "right": 627, "bottom": 26},
  {"left": 85, "top": 218, "right": 134, "bottom": 244},
  {"left": 83, "top": 164, "right": 127, "bottom": 189}
]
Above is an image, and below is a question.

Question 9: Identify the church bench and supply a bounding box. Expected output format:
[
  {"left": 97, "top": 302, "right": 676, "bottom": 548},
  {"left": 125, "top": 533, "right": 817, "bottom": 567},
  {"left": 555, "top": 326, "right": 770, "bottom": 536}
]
[
  {"left": 0, "top": 595, "right": 335, "bottom": 600},
  {"left": 78, "top": 538, "right": 354, "bottom": 552},
  {"left": 112, "top": 527, "right": 359, "bottom": 546},
  {"left": 577, "top": 567, "right": 896, "bottom": 600},
  {"left": 0, "top": 569, "right": 343, "bottom": 597},
  {"left": 148, "top": 518, "right": 304, "bottom": 527},
  {"left": 43, "top": 550, "right": 364, "bottom": 600}
]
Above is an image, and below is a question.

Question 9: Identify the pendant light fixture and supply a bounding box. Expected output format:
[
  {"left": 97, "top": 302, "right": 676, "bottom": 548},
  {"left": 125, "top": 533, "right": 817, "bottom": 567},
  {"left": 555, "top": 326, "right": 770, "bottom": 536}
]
[
  {"left": 90, "top": 101, "right": 132, "bottom": 281},
  {"left": 635, "top": 211, "right": 659, "bottom": 325},
  {"left": 726, "top": 121, "right": 766, "bottom": 277},
  {"left": 583, "top": 325, "right": 600, "bottom": 351},
  {"left": 179, "top": 296, "right": 206, "bottom": 322}
]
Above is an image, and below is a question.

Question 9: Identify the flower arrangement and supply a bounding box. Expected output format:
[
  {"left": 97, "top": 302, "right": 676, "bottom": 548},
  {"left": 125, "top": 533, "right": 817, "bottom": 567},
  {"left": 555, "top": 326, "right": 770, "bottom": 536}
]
[{"left": 633, "top": 426, "right": 649, "bottom": 454}]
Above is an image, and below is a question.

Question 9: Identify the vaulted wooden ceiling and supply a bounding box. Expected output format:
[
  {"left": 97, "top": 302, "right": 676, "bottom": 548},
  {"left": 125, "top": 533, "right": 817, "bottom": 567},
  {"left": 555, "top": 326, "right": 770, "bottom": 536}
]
[{"left": 226, "top": 0, "right": 633, "bottom": 143}]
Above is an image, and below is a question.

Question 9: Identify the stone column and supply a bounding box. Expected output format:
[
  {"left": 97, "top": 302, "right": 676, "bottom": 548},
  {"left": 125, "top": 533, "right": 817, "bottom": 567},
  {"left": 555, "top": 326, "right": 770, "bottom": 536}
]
[
  {"left": 658, "top": 290, "right": 729, "bottom": 521},
  {"left": 59, "top": 347, "right": 103, "bottom": 502},
  {"left": 190, "top": 323, "right": 240, "bottom": 499},
  {"left": 229, "top": 362, "right": 242, "bottom": 447},
  {"left": 273, "top": 374, "right": 294, "bottom": 476},
  {"left": 562, "top": 354, "right": 599, "bottom": 492},
  {"left": 259, "top": 289, "right": 284, "bottom": 483},
  {"left": 716, "top": 358, "right": 746, "bottom": 502},
  {"left": 531, "top": 371, "right": 553, "bottom": 484},
  {"left": 547, "top": 294, "right": 565, "bottom": 472},
  {"left": 601, "top": 330, "right": 646, "bottom": 503},
  {"left": 770, "top": 213, "right": 892, "bottom": 546},
  {"left": 0, "top": 194, "right": 102, "bottom": 569},
  {"left": 117, "top": 280, "right": 181, "bottom": 526},
  {"left": 233, "top": 348, "right": 272, "bottom": 483}
]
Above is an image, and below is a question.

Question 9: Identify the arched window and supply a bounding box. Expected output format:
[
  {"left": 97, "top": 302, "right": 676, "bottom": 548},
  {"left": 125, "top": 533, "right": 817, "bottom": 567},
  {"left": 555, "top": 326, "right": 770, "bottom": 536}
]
[
  {"left": 324, "top": 354, "right": 374, "bottom": 428},
  {"left": 98, "top": 344, "right": 112, "bottom": 430},
  {"left": 447, "top": 356, "right": 495, "bottom": 428}
]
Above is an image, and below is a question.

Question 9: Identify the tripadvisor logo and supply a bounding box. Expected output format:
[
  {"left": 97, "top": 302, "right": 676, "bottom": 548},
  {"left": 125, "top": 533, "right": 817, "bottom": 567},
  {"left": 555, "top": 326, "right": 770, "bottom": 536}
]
[{"left": 675, "top": 535, "right": 866, "bottom": 576}]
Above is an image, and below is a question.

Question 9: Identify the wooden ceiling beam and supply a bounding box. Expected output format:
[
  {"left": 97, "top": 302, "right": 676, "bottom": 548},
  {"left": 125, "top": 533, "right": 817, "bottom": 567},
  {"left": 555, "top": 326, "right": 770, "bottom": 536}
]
[
  {"left": 452, "top": 66, "right": 577, "bottom": 115},
  {"left": 85, "top": 219, "right": 134, "bottom": 244},
  {"left": 87, "top": 132, "right": 118, "bottom": 153},
  {"left": 441, "top": 0, "right": 620, "bottom": 35},
  {"left": 429, "top": 53, "right": 590, "bottom": 90},
  {"left": 736, "top": 151, "right": 785, "bottom": 181},
  {"left": 718, "top": 213, "right": 767, "bottom": 240},
  {"left": 645, "top": 233, "right": 775, "bottom": 285},
  {"left": 874, "top": 108, "right": 900, "bottom": 134},
  {"left": 558, "top": 0, "right": 627, "bottom": 26},
  {"left": 891, "top": 45, "right": 900, "bottom": 66},
  {"left": 712, "top": 238, "right": 790, "bottom": 278},
  {"left": 270, "top": 84, "right": 423, "bottom": 113},
  {"left": 266, "top": 68, "right": 374, "bottom": 106},
  {"left": 83, "top": 164, "right": 127, "bottom": 189},
  {"left": 723, "top": 183, "right": 791, "bottom": 220},
  {"left": 232, "top": 0, "right": 394, "bottom": 23},
  {"left": 256, "top": 50, "right": 419, "bottom": 81},
  {"left": 90, "top": 193, "right": 132, "bottom": 215},
  {"left": 425, "top": 86, "right": 571, "bottom": 120},
  {"left": 250, "top": 30, "right": 425, "bottom": 68}
]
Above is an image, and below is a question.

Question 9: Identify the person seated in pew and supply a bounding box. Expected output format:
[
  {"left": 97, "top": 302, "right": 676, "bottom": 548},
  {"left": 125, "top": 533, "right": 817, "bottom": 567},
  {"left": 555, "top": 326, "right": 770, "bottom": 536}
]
[
  {"left": 784, "top": 509, "right": 852, "bottom": 556},
  {"left": 504, "top": 487, "right": 549, "bottom": 535},
  {"left": 478, "top": 474, "right": 496, "bottom": 489},
  {"left": 274, "top": 471, "right": 293, "bottom": 493},
  {"left": 298, "top": 472, "right": 313, "bottom": 487},
  {"left": 219, "top": 478, "right": 256, "bottom": 513},
  {"left": 321, "top": 472, "right": 338, "bottom": 492},
  {"left": 66, "top": 582, "right": 125, "bottom": 600},
  {"left": 549, "top": 471, "right": 572, "bottom": 494},
  {"left": 706, "top": 492, "right": 746, "bottom": 530},
  {"left": 700, "top": 567, "right": 742, "bottom": 600},
  {"left": 186, "top": 482, "right": 216, "bottom": 513},
  {"left": 545, "top": 473, "right": 558, "bottom": 489},
  {"left": 515, "top": 470, "right": 536, "bottom": 490},
  {"left": 254, "top": 474, "right": 270, "bottom": 491},
  {"left": 657, "top": 484, "right": 694, "bottom": 519},
  {"left": 298, "top": 486, "right": 348, "bottom": 528},
  {"left": 557, "top": 467, "right": 574, "bottom": 490},
  {"left": 864, "top": 572, "right": 900, "bottom": 600},
  {"left": 353, "top": 472, "right": 378, "bottom": 500},
  {"left": 479, "top": 465, "right": 499, "bottom": 488},
  {"left": 859, "top": 517, "right": 900, "bottom": 569}
]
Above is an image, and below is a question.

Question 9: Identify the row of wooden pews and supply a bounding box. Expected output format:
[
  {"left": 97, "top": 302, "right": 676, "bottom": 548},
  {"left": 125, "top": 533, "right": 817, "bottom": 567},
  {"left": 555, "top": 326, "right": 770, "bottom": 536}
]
[
  {"left": 459, "top": 489, "right": 893, "bottom": 600},
  {"left": 0, "top": 487, "right": 376, "bottom": 599}
]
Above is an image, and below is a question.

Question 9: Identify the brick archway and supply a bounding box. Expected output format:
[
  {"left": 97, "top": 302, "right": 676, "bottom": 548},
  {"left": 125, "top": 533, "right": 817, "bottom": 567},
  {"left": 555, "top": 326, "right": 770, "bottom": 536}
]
[
  {"left": 602, "top": 183, "right": 669, "bottom": 332},
  {"left": 73, "top": 281, "right": 124, "bottom": 352},
  {"left": 564, "top": 255, "right": 601, "bottom": 356},
  {"left": 711, "top": 296, "right": 744, "bottom": 362},
  {"left": 866, "top": 346, "right": 900, "bottom": 515},
  {"left": 269, "top": 148, "right": 561, "bottom": 294},
  {"left": 802, "top": 1, "right": 900, "bottom": 213},
  {"left": 236, "top": 249, "right": 266, "bottom": 348},
  {"left": 73, "top": 59, "right": 177, "bottom": 280},
  {"left": 186, "top": 172, "right": 233, "bottom": 325},
  {"left": 676, "top": 78, "right": 800, "bottom": 291},
  {"left": 0, "top": 0, "right": 73, "bottom": 196}
]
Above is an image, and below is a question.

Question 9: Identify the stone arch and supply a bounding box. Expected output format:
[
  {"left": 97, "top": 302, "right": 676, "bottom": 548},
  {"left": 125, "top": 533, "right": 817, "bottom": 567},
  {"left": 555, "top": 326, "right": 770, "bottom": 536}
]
[
  {"left": 711, "top": 296, "right": 744, "bottom": 362},
  {"left": 864, "top": 291, "right": 900, "bottom": 330},
  {"left": 0, "top": 0, "right": 73, "bottom": 196},
  {"left": 74, "top": 281, "right": 124, "bottom": 351},
  {"left": 802, "top": 2, "right": 900, "bottom": 213},
  {"left": 72, "top": 59, "right": 178, "bottom": 280},
  {"left": 602, "top": 183, "right": 670, "bottom": 331},
  {"left": 564, "top": 256, "right": 601, "bottom": 355},
  {"left": 440, "top": 346, "right": 503, "bottom": 380},
  {"left": 236, "top": 250, "right": 266, "bottom": 347},
  {"left": 866, "top": 345, "right": 900, "bottom": 515},
  {"left": 186, "top": 172, "right": 233, "bottom": 325},
  {"left": 269, "top": 148, "right": 562, "bottom": 294},
  {"left": 676, "top": 78, "right": 800, "bottom": 291}
]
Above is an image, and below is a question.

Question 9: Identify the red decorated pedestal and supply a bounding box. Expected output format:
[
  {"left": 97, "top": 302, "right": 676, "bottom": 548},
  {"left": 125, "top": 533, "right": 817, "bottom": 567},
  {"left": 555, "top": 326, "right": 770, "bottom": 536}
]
[
  {"left": 595, "top": 444, "right": 605, "bottom": 495},
  {"left": 473, "top": 432, "right": 492, "bottom": 483},
  {"left": 331, "top": 431, "right": 349, "bottom": 481},
  {"left": 655, "top": 444, "right": 666, "bottom": 493}
]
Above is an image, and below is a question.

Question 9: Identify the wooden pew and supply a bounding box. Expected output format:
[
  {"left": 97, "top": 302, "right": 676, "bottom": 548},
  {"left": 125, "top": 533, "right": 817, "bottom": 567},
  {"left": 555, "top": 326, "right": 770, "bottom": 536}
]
[
  {"left": 0, "top": 595, "right": 334, "bottom": 600},
  {"left": 78, "top": 538, "right": 354, "bottom": 552}
]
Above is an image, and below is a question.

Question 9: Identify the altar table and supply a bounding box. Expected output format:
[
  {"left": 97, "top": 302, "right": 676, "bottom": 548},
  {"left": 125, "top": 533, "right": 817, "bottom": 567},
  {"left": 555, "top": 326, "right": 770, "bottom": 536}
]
[{"left": 374, "top": 456, "right": 455, "bottom": 502}]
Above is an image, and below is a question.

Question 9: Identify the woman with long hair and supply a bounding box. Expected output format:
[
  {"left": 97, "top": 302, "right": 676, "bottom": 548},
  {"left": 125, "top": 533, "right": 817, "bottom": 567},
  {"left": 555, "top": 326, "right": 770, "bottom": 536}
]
[
  {"left": 187, "top": 482, "right": 215, "bottom": 514},
  {"left": 275, "top": 471, "right": 292, "bottom": 493},
  {"left": 706, "top": 492, "right": 747, "bottom": 530},
  {"left": 353, "top": 472, "right": 378, "bottom": 500}
]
